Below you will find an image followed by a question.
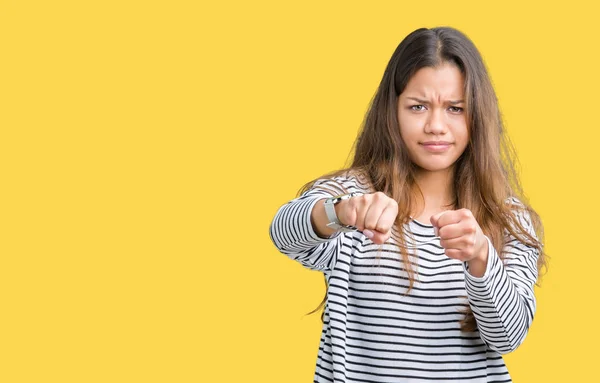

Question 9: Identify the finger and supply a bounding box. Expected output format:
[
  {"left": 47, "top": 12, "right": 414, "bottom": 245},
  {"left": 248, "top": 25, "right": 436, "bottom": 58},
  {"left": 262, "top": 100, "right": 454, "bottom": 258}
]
[
  {"left": 444, "top": 248, "right": 467, "bottom": 261},
  {"left": 429, "top": 211, "right": 447, "bottom": 229},
  {"left": 438, "top": 222, "right": 474, "bottom": 240},
  {"left": 363, "top": 195, "right": 387, "bottom": 232},
  {"left": 440, "top": 235, "right": 476, "bottom": 250},
  {"left": 458, "top": 208, "right": 475, "bottom": 222},
  {"left": 374, "top": 199, "right": 399, "bottom": 234},
  {"left": 438, "top": 210, "right": 465, "bottom": 228},
  {"left": 369, "top": 229, "right": 392, "bottom": 245},
  {"left": 351, "top": 195, "right": 369, "bottom": 231}
]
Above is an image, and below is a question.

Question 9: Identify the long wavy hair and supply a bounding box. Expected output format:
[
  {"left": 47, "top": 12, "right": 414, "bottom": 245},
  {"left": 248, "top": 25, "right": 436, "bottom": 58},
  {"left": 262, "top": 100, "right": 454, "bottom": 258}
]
[{"left": 301, "top": 26, "right": 547, "bottom": 332}]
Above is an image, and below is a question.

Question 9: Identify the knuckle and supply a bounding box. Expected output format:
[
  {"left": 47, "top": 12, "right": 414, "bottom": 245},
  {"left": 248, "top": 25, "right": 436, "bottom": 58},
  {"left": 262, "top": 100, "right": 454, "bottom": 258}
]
[
  {"left": 371, "top": 192, "right": 383, "bottom": 203},
  {"left": 351, "top": 197, "right": 364, "bottom": 209},
  {"left": 364, "top": 218, "right": 376, "bottom": 230},
  {"left": 345, "top": 198, "right": 356, "bottom": 209}
]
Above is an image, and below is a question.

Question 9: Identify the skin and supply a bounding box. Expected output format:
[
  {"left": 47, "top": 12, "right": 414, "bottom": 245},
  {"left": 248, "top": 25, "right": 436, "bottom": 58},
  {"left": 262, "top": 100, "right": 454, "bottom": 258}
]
[{"left": 311, "top": 63, "right": 489, "bottom": 277}]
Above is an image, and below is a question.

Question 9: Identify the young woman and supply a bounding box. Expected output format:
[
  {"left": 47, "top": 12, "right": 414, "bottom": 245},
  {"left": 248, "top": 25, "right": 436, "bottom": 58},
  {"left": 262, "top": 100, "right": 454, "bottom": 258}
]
[{"left": 269, "top": 26, "right": 546, "bottom": 383}]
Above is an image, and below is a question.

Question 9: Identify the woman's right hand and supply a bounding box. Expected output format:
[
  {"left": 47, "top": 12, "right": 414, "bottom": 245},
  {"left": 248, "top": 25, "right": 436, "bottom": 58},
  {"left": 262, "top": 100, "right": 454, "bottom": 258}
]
[
  {"left": 334, "top": 192, "right": 399, "bottom": 244},
  {"left": 312, "top": 192, "right": 399, "bottom": 244}
]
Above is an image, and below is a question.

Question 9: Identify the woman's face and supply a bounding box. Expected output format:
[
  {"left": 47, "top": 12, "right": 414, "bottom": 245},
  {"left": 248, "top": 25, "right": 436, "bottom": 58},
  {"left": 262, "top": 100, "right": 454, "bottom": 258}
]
[{"left": 397, "top": 63, "right": 468, "bottom": 174}]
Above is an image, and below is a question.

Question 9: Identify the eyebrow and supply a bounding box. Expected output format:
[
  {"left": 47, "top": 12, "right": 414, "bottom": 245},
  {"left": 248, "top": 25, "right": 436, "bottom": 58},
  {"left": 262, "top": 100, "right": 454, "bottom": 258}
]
[{"left": 406, "top": 97, "right": 465, "bottom": 105}]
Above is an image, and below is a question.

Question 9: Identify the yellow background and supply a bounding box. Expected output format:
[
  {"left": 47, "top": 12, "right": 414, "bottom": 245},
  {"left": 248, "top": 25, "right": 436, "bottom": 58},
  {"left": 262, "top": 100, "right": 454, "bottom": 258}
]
[{"left": 1, "top": 1, "right": 597, "bottom": 382}]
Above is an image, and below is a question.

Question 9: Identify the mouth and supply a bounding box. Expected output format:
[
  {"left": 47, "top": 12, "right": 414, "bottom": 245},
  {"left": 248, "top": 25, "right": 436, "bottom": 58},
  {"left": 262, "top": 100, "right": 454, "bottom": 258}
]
[{"left": 420, "top": 141, "right": 453, "bottom": 153}]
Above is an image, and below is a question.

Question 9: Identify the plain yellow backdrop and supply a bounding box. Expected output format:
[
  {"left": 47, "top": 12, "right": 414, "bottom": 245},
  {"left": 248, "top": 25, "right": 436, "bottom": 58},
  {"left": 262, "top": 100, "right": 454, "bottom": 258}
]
[{"left": 1, "top": 0, "right": 598, "bottom": 382}]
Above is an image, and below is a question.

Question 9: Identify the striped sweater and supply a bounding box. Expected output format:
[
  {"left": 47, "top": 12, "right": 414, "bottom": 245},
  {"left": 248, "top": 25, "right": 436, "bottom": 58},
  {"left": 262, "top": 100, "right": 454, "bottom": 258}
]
[{"left": 269, "top": 174, "right": 540, "bottom": 382}]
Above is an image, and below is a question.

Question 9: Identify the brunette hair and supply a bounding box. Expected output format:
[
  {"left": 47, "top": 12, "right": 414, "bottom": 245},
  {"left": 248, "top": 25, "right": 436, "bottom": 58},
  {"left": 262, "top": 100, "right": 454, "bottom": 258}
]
[{"left": 302, "top": 26, "right": 547, "bottom": 331}]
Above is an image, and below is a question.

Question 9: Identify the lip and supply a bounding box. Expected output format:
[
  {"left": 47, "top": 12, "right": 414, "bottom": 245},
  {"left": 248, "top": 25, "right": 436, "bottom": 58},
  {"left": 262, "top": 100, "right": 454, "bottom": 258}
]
[{"left": 420, "top": 141, "right": 453, "bottom": 153}]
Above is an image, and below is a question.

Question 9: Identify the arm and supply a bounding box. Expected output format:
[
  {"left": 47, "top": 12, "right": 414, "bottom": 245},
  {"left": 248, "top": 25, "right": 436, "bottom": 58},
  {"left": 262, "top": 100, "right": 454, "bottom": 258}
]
[
  {"left": 463, "top": 206, "right": 540, "bottom": 354},
  {"left": 268, "top": 176, "right": 352, "bottom": 272}
]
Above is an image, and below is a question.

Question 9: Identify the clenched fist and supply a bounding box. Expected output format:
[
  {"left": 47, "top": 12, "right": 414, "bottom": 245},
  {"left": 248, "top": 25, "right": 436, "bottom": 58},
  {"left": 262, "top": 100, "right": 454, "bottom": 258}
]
[
  {"left": 430, "top": 208, "right": 490, "bottom": 276},
  {"left": 312, "top": 192, "right": 398, "bottom": 244}
]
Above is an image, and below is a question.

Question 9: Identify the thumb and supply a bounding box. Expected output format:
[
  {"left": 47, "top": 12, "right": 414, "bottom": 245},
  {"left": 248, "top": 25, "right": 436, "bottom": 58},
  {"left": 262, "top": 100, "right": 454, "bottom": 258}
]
[
  {"left": 430, "top": 211, "right": 447, "bottom": 235},
  {"left": 363, "top": 229, "right": 390, "bottom": 245}
]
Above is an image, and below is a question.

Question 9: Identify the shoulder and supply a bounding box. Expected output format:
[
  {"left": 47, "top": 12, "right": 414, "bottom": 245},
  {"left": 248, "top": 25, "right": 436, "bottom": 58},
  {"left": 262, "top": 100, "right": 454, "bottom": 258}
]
[
  {"left": 311, "top": 169, "right": 375, "bottom": 196},
  {"left": 504, "top": 196, "right": 526, "bottom": 208},
  {"left": 503, "top": 196, "right": 537, "bottom": 237},
  {"left": 503, "top": 196, "right": 531, "bottom": 220}
]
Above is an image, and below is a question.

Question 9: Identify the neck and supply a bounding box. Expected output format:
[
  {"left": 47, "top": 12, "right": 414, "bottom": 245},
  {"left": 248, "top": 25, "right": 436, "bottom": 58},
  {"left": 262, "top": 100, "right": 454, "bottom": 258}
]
[{"left": 412, "top": 167, "right": 456, "bottom": 212}]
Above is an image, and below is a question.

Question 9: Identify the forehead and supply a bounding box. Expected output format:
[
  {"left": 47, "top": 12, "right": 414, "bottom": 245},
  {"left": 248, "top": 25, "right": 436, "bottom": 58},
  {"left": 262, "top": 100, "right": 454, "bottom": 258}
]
[{"left": 402, "top": 64, "right": 465, "bottom": 99}]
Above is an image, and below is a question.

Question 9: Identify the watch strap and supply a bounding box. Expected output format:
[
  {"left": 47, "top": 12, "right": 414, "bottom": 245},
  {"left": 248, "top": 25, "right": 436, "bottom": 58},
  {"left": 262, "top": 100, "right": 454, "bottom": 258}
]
[{"left": 323, "top": 192, "right": 364, "bottom": 232}]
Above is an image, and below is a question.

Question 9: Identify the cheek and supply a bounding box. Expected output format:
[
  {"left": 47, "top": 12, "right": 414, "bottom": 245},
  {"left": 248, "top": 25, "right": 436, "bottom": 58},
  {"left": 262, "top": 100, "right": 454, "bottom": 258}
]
[
  {"left": 398, "top": 114, "right": 421, "bottom": 141},
  {"left": 452, "top": 120, "right": 469, "bottom": 146}
]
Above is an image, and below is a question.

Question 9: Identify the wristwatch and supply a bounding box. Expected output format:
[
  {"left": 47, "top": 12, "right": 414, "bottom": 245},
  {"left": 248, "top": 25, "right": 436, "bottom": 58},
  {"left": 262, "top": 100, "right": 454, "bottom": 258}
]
[{"left": 323, "top": 192, "right": 364, "bottom": 232}]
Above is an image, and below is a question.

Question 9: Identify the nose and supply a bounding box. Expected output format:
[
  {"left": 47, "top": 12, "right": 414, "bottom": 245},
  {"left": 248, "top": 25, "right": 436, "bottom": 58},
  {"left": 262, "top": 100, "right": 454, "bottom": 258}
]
[{"left": 424, "top": 108, "right": 447, "bottom": 135}]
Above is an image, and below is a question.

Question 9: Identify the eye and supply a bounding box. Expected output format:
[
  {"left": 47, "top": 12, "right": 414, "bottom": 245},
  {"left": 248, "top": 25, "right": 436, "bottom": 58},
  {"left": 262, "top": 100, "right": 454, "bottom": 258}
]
[
  {"left": 410, "top": 105, "right": 426, "bottom": 111},
  {"left": 448, "top": 106, "right": 464, "bottom": 113}
]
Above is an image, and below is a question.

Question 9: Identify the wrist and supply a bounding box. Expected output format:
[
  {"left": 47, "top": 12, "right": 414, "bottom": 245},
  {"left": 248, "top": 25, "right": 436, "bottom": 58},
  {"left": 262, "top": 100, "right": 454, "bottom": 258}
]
[
  {"left": 466, "top": 235, "right": 489, "bottom": 277},
  {"left": 311, "top": 199, "right": 337, "bottom": 239},
  {"left": 475, "top": 234, "right": 489, "bottom": 262},
  {"left": 323, "top": 192, "right": 363, "bottom": 232}
]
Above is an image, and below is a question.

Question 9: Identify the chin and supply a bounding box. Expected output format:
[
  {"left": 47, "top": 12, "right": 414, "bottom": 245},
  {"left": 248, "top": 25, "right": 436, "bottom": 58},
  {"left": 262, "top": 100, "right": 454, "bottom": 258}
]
[{"left": 415, "top": 161, "right": 456, "bottom": 173}]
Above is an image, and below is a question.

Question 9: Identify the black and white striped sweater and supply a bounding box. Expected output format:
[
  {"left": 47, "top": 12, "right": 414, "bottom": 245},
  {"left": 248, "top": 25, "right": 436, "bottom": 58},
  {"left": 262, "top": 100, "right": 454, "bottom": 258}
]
[{"left": 269, "top": 174, "right": 540, "bottom": 383}]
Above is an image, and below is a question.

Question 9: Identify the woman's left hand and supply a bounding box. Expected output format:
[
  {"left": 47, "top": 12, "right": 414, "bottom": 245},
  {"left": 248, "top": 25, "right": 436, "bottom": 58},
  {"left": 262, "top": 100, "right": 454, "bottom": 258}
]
[{"left": 430, "top": 209, "right": 489, "bottom": 263}]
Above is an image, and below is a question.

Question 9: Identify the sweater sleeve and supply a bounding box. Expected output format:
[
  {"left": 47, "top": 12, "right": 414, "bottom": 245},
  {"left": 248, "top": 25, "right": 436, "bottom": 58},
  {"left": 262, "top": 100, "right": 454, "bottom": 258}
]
[
  {"left": 268, "top": 176, "right": 357, "bottom": 272},
  {"left": 463, "top": 200, "right": 541, "bottom": 354}
]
